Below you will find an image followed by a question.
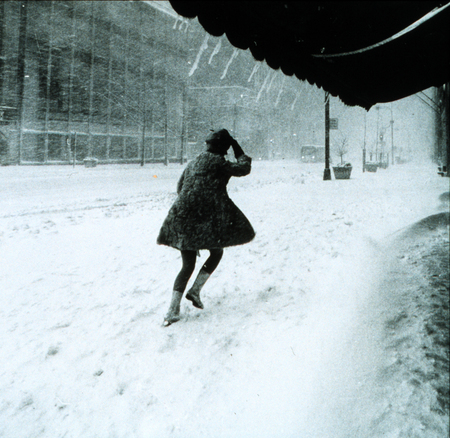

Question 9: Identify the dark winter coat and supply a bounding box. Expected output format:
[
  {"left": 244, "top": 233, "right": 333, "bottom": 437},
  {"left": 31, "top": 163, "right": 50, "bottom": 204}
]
[{"left": 157, "top": 151, "right": 255, "bottom": 251}]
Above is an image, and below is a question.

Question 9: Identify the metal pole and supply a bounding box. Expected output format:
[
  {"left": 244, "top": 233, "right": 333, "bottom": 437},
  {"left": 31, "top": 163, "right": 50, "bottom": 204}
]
[
  {"left": 17, "top": 0, "right": 28, "bottom": 165},
  {"left": 164, "top": 73, "right": 168, "bottom": 166},
  {"left": 375, "top": 105, "right": 380, "bottom": 163},
  {"left": 68, "top": 2, "right": 76, "bottom": 156},
  {"left": 363, "top": 112, "right": 367, "bottom": 172},
  {"left": 150, "top": 40, "right": 155, "bottom": 161},
  {"left": 106, "top": 20, "right": 113, "bottom": 161},
  {"left": 44, "top": 1, "right": 54, "bottom": 163},
  {"left": 323, "top": 92, "right": 331, "bottom": 180},
  {"left": 122, "top": 26, "right": 129, "bottom": 159},
  {"left": 87, "top": 2, "right": 95, "bottom": 158},
  {"left": 390, "top": 103, "right": 394, "bottom": 165},
  {"left": 140, "top": 12, "right": 146, "bottom": 167}
]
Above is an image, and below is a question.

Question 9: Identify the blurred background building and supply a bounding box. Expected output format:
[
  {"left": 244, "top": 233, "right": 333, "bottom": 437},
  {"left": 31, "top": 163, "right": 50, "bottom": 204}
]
[{"left": 0, "top": 1, "right": 447, "bottom": 167}]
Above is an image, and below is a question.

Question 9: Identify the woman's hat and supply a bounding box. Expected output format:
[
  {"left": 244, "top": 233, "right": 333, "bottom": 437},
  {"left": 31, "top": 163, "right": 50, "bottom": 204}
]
[{"left": 205, "top": 129, "right": 231, "bottom": 145}]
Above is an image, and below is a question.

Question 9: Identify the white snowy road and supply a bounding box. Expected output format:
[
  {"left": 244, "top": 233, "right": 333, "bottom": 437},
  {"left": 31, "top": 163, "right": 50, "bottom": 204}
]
[{"left": 0, "top": 160, "right": 448, "bottom": 437}]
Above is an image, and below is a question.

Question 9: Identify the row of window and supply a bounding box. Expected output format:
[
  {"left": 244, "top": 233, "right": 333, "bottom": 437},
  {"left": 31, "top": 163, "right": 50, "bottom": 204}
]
[{"left": 20, "top": 133, "right": 178, "bottom": 163}]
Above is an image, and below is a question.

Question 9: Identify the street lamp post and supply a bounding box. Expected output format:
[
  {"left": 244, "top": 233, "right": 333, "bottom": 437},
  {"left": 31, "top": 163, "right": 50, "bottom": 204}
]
[
  {"left": 390, "top": 103, "right": 395, "bottom": 165},
  {"left": 363, "top": 112, "right": 367, "bottom": 172},
  {"left": 375, "top": 105, "right": 380, "bottom": 163},
  {"left": 323, "top": 92, "right": 331, "bottom": 180}
]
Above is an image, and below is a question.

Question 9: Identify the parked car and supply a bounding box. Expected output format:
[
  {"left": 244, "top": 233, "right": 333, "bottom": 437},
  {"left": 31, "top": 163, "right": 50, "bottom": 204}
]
[{"left": 301, "top": 145, "right": 326, "bottom": 163}]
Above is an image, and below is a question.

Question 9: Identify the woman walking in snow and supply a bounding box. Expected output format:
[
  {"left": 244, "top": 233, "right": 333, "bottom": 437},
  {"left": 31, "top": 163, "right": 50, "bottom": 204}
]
[{"left": 157, "top": 129, "right": 255, "bottom": 326}]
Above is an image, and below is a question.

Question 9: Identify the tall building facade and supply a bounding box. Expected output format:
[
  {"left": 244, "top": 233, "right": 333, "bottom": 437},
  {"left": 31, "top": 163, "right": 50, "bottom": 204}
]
[{"left": 0, "top": 1, "right": 319, "bottom": 166}]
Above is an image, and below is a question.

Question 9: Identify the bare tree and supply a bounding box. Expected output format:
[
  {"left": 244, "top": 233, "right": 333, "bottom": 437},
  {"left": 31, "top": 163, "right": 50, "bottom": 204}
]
[{"left": 335, "top": 136, "right": 349, "bottom": 164}]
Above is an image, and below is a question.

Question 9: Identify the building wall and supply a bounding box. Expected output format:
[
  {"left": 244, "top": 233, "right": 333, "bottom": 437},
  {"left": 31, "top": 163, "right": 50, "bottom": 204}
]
[{"left": 0, "top": 1, "right": 190, "bottom": 164}]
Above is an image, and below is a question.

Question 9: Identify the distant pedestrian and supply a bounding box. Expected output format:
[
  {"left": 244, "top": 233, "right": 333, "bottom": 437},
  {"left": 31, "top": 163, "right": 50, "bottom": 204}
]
[{"left": 157, "top": 129, "right": 255, "bottom": 326}]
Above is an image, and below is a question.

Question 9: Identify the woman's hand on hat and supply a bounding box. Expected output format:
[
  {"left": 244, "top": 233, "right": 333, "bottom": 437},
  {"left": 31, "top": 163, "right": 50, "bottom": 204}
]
[
  {"left": 231, "top": 138, "right": 244, "bottom": 157},
  {"left": 229, "top": 136, "right": 238, "bottom": 146}
]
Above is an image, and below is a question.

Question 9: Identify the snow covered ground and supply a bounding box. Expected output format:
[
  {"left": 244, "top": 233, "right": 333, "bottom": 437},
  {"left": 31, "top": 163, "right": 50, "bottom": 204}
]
[{"left": 0, "top": 158, "right": 448, "bottom": 438}]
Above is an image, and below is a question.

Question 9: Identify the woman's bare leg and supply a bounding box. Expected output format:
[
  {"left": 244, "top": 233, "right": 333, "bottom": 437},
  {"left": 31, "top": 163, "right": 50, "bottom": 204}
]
[{"left": 186, "top": 249, "right": 223, "bottom": 309}]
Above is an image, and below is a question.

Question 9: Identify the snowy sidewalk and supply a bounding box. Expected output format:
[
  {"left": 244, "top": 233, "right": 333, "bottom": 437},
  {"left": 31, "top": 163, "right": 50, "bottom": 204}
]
[{"left": 0, "top": 161, "right": 448, "bottom": 438}]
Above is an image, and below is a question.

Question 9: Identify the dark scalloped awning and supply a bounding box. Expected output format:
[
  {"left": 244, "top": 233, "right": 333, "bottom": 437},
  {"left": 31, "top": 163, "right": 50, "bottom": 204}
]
[{"left": 169, "top": 1, "right": 450, "bottom": 110}]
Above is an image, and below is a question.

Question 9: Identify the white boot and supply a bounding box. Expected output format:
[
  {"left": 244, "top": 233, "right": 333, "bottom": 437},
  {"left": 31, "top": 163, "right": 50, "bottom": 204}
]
[
  {"left": 163, "top": 290, "right": 183, "bottom": 326},
  {"left": 185, "top": 269, "right": 210, "bottom": 309}
]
